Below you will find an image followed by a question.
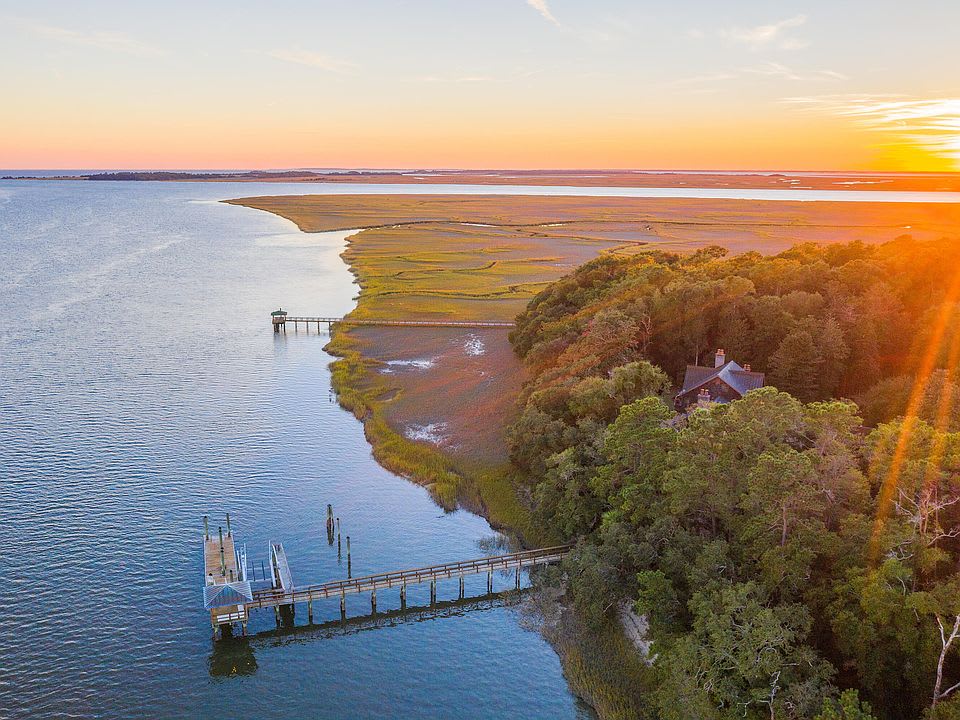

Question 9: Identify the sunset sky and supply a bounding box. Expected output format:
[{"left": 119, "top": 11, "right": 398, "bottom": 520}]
[{"left": 1, "top": 0, "right": 958, "bottom": 171}]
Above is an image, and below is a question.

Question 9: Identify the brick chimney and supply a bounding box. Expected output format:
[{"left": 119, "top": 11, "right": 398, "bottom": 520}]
[
  {"left": 743, "top": 364, "right": 751, "bottom": 372},
  {"left": 714, "top": 349, "right": 726, "bottom": 368}
]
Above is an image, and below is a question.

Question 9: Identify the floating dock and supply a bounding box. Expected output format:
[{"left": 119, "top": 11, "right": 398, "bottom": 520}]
[{"left": 201, "top": 515, "right": 570, "bottom": 639}]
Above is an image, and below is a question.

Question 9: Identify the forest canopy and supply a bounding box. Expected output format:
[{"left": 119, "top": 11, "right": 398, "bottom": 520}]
[
  {"left": 508, "top": 238, "right": 960, "bottom": 719},
  {"left": 511, "top": 236, "right": 960, "bottom": 411}
]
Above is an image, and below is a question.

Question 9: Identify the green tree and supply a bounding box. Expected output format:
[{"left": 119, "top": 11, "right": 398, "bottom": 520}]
[
  {"left": 656, "top": 582, "right": 833, "bottom": 720},
  {"left": 769, "top": 329, "right": 822, "bottom": 401},
  {"left": 739, "top": 448, "right": 828, "bottom": 595},
  {"left": 815, "top": 690, "right": 878, "bottom": 720}
]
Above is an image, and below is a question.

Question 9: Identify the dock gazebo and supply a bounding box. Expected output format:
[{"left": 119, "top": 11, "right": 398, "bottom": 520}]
[{"left": 270, "top": 308, "right": 288, "bottom": 333}]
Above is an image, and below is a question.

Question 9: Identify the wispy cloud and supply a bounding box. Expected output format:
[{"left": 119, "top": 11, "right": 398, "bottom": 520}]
[
  {"left": 266, "top": 48, "right": 355, "bottom": 73},
  {"left": 780, "top": 93, "right": 905, "bottom": 107},
  {"left": 10, "top": 17, "right": 162, "bottom": 56},
  {"left": 664, "top": 72, "right": 738, "bottom": 89},
  {"left": 665, "top": 63, "right": 844, "bottom": 93},
  {"left": 526, "top": 0, "right": 561, "bottom": 27},
  {"left": 403, "top": 65, "right": 546, "bottom": 85},
  {"left": 784, "top": 95, "right": 960, "bottom": 164},
  {"left": 743, "top": 62, "right": 847, "bottom": 82},
  {"left": 720, "top": 15, "right": 808, "bottom": 50},
  {"left": 404, "top": 75, "right": 496, "bottom": 84}
]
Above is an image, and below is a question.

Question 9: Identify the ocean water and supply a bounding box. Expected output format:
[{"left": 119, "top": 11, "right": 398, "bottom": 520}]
[{"left": 0, "top": 180, "right": 593, "bottom": 720}]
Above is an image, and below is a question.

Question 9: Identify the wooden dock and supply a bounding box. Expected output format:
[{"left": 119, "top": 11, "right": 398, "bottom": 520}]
[
  {"left": 249, "top": 545, "right": 571, "bottom": 611},
  {"left": 202, "top": 515, "right": 569, "bottom": 638},
  {"left": 270, "top": 309, "right": 514, "bottom": 333},
  {"left": 202, "top": 515, "right": 253, "bottom": 633}
]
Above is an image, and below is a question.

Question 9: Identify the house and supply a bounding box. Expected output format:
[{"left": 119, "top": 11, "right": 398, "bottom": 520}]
[{"left": 674, "top": 349, "right": 765, "bottom": 412}]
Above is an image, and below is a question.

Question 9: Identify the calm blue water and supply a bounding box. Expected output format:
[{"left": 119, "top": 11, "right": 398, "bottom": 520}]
[{"left": 0, "top": 180, "right": 592, "bottom": 719}]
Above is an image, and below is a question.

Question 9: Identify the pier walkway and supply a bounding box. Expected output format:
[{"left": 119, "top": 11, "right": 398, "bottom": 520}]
[
  {"left": 249, "top": 545, "right": 570, "bottom": 611},
  {"left": 201, "top": 515, "right": 569, "bottom": 638},
  {"left": 270, "top": 309, "right": 514, "bottom": 332}
]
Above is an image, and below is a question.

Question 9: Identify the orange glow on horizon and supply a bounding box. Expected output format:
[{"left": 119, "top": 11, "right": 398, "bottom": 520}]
[{"left": 2, "top": 107, "right": 955, "bottom": 172}]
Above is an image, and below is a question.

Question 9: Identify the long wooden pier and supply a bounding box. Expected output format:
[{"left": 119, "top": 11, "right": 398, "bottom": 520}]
[
  {"left": 202, "top": 515, "right": 569, "bottom": 638},
  {"left": 270, "top": 308, "right": 514, "bottom": 333},
  {"left": 249, "top": 545, "right": 570, "bottom": 611}
]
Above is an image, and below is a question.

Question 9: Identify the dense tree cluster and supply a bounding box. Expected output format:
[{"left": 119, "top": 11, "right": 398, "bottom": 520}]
[
  {"left": 508, "top": 238, "right": 960, "bottom": 719},
  {"left": 511, "top": 237, "right": 960, "bottom": 409},
  {"left": 535, "top": 390, "right": 960, "bottom": 719}
]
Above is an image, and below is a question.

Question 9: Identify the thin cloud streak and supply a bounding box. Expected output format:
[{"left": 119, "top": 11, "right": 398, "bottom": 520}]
[
  {"left": 10, "top": 17, "right": 162, "bottom": 56},
  {"left": 266, "top": 49, "right": 355, "bottom": 73},
  {"left": 742, "top": 62, "right": 847, "bottom": 82},
  {"left": 404, "top": 75, "right": 496, "bottom": 84},
  {"left": 665, "top": 63, "right": 845, "bottom": 92},
  {"left": 526, "top": 0, "right": 561, "bottom": 28},
  {"left": 720, "top": 15, "right": 808, "bottom": 50}
]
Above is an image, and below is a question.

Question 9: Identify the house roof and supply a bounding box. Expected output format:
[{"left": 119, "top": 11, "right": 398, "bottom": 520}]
[{"left": 677, "top": 360, "right": 765, "bottom": 399}]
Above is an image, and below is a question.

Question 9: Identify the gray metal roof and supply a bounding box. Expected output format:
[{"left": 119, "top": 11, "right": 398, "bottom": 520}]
[
  {"left": 203, "top": 581, "right": 254, "bottom": 610},
  {"left": 677, "top": 360, "right": 765, "bottom": 399}
]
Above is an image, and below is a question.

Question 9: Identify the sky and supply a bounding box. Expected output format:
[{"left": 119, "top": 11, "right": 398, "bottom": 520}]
[{"left": 1, "top": 0, "right": 958, "bottom": 171}]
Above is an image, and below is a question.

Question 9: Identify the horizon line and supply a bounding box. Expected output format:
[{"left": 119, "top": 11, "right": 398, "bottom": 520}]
[{"left": 4, "top": 167, "right": 960, "bottom": 176}]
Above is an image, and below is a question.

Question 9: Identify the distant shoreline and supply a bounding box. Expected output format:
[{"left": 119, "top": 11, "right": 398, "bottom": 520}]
[{"left": 5, "top": 168, "right": 960, "bottom": 193}]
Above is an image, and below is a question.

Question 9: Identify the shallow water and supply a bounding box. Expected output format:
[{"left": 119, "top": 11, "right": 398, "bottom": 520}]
[
  {"left": 6, "top": 175, "right": 960, "bottom": 204},
  {"left": 0, "top": 180, "right": 592, "bottom": 719}
]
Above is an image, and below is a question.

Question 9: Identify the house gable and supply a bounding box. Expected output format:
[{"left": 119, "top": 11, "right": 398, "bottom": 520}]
[{"left": 675, "top": 350, "right": 765, "bottom": 411}]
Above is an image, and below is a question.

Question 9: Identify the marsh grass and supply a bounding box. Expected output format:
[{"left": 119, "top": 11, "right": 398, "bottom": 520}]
[
  {"left": 327, "top": 330, "right": 535, "bottom": 537},
  {"left": 549, "top": 614, "right": 657, "bottom": 720}
]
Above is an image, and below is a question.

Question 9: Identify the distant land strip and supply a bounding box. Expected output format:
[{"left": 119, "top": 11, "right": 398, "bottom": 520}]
[{"left": 5, "top": 169, "right": 960, "bottom": 192}]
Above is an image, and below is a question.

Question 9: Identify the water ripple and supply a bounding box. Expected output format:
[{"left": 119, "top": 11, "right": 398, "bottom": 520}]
[{"left": 0, "top": 180, "right": 589, "bottom": 720}]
